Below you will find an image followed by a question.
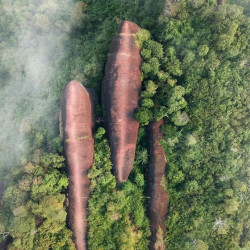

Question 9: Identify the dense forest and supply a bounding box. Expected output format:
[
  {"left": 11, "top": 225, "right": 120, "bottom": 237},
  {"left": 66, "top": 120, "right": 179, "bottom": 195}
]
[{"left": 0, "top": 0, "right": 249, "bottom": 249}]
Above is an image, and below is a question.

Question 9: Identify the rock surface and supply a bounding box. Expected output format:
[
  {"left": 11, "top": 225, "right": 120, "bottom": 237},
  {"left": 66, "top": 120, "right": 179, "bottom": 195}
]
[
  {"left": 147, "top": 120, "right": 168, "bottom": 250},
  {"left": 102, "top": 20, "right": 142, "bottom": 182},
  {"left": 61, "top": 80, "right": 94, "bottom": 250}
]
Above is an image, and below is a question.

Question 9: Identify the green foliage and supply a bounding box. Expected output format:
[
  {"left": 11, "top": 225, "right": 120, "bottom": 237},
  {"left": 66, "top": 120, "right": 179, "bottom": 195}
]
[
  {"left": 40, "top": 153, "right": 65, "bottom": 169},
  {"left": 0, "top": 150, "right": 72, "bottom": 249},
  {"left": 198, "top": 45, "right": 209, "bottom": 56},
  {"left": 94, "top": 127, "right": 106, "bottom": 140},
  {"left": 144, "top": 40, "right": 164, "bottom": 58},
  {"left": 171, "top": 111, "right": 190, "bottom": 126},
  {"left": 88, "top": 129, "right": 150, "bottom": 249},
  {"left": 141, "top": 57, "right": 160, "bottom": 76},
  {"left": 154, "top": 106, "right": 168, "bottom": 121},
  {"left": 135, "top": 107, "right": 154, "bottom": 126},
  {"left": 141, "top": 48, "right": 152, "bottom": 60},
  {"left": 141, "top": 80, "right": 158, "bottom": 98},
  {"left": 137, "top": 30, "right": 188, "bottom": 128},
  {"left": 145, "top": 80, "right": 158, "bottom": 94},
  {"left": 155, "top": 0, "right": 250, "bottom": 249},
  {"left": 1, "top": 0, "right": 249, "bottom": 249},
  {"left": 165, "top": 86, "right": 187, "bottom": 114},
  {"left": 136, "top": 29, "right": 151, "bottom": 48},
  {"left": 140, "top": 98, "right": 154, "bottom": 108}
]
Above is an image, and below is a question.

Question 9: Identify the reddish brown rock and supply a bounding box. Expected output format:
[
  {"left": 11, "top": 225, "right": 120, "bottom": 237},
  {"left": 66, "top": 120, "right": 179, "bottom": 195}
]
[
  {"left": 147, "top": 120, "right": 168, "bottom": 250},
  {"left": 102, "top": 20, "right": 142, "bottom": 183},
  {"left": 61, "top": 80, "right": 94, "bottom": 250}
]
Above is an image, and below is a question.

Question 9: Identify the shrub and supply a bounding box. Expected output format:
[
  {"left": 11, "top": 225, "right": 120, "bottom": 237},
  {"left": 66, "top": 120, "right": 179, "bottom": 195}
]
[
  {"left": 144, "top": 40, "right": 163, "bottom": 58},
  {"left": 141, "top": 48, "right": 151, "bottom": 59},
  {"left": 140, "top": 98, "right": 154, "bottom": 108},
  {"left": 154, "top": 106, "right": 168, "bottom": 121},
  {"left": 135, "top": 108, "right": 154, "bottom": 126},
  {"left": 136, "top": 29, "right": 151, "bottom": 48},
  {"left": 198, "top": 45, "right": 209, "bottom": 56},
  {"left": 95, "top": 127, "right": 106, "bottom": 140},
  {"left": 171, "top": 111, "right": 190, "bottom": 126}
]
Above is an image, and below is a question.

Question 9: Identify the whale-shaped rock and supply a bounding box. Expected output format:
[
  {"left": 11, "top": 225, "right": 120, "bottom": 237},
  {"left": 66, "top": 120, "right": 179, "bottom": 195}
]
[
  {"left": 102, "top": 20, "right": 142, "bottom": 183},
  {"left": 61, "top": 80, "right": 95, "bottom": 250}
]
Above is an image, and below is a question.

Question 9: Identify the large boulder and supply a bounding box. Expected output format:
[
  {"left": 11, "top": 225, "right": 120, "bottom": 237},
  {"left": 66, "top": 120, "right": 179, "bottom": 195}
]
[
  {"left": 102, "top": 20, "right": 142, "bottom": 183},
  {"left": 147, "top": 120, "right": 168, "bottom": 250},
  {"left": 61, "top": 80, "right": 95, "bottom": 250}
]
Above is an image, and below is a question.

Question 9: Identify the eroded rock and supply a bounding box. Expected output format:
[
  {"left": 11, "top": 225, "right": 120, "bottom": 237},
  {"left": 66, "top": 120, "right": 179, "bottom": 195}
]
[
  {"left": 61, "top": 80, "right": 95, "bottom": 250},
  {"left": 147, "top": 119, "right": 168, "bottom": 250},
  {"left": 102, "top": 20, "right": 142, "bottom": 182}
]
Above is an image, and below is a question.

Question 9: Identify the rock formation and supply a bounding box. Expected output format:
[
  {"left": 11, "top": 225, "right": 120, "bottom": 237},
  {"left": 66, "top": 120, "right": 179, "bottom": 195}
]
[
  {"left": 147, "top": 120, "right": 168, "bottom": 250},
  {"left": 61, "top": 80, "right": 95, "bottom": 250},
  {"left": 102, "top": 20, "right": 142, "bottom": 183}
]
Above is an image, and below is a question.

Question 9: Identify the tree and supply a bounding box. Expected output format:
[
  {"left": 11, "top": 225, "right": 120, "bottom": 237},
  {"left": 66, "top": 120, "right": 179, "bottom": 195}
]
[
  {"left": 135, "top": 108, "right": 154, "bottom": 126},
  {"left": 165, "top": 86, "right": 187, "bottom": 114},
  {"left": 95, "top": 127, "right": 106, "bottom": 140},
  {"left": 136, "top": 29, "right": 151, "bottom": 48},
  {"left": 140, "top": 98, "right": 154, "bottom": 108},
  {"left": 144, "top": 40, "right": 163, "bottom": 58},
  {"left": 198, "top": 45, "right": 209, "bottom": 56},
  {"left": 141, "top": 48, "right": 151, "bottom": 59},
  {"left": 71, "top": 1, "right": 87, "bottom": 29},
  {"left": 224, "top": 199, "right": 239, "bottom": 214},
  {"left": 154, "top": 106, "right": 168, "bottom": 121},
  {"left": 141, "top": 57, "right": 160, "bottom": 76},
  {"left": 171, "top": 111, "right": 190, "bottom": 126}
]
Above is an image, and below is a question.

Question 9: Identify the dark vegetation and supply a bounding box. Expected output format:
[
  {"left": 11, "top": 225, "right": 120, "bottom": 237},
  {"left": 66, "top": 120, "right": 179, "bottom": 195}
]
[
  {"left": 135, "top": 0, "right": 250, "bottom": 248},
  {"left": 0, "top": 0, "right": 249, "bottom": 249},
  {"left": 0, "top": 142, "right": 74, "bottom": 249},
  {"left": 88, "top": 127, "right": 150, "bottom": 249}
]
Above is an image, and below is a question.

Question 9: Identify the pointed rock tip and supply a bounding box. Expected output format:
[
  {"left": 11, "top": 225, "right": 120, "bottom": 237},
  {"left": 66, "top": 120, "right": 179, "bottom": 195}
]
[
  {"left": 118, "top": 20, "right": 140, "bottom": 35},
  {"left": 117, "top": 173, "right": 129, "bottom": 183},
  {"left": 66, "top": 80, "right": 83, "bottom": 89},
  {"left": 65, "top": 80, "right": 90, "bottom": 96}
]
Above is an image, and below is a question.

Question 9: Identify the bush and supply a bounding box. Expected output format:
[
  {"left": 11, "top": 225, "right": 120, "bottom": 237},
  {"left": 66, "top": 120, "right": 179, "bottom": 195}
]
[
  {"left": 198, "top": 45, "right": 209, "bottom": 56},
  {"left": 171, "top": 111, "right": 190, "bottom": 126},
  {"left": 145, "top": 80, "right": 158, "bottom": 95},
  {"left": 141, "top": 58, "right": 160, "bottom": 76},
  {"left": 140, "top": 98, "right": 154, "bottom": 108},
  {"left": 154, "top": 106, "right": 168, "bottom": 121},
  {"left": 95, "top": 127, "right": 106, "bottom": 140},
  {"left": 144, "top": 40, "right": 163, "bottom": 58},
  {"left": 135, "top": 108, "right": 154, "bottom": 126},
  {"left": 141, "top": 48, "right": 151, "bottom": 59},
  {"left": 136, "top": 29, "right": 151, "bottom": 48}
]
